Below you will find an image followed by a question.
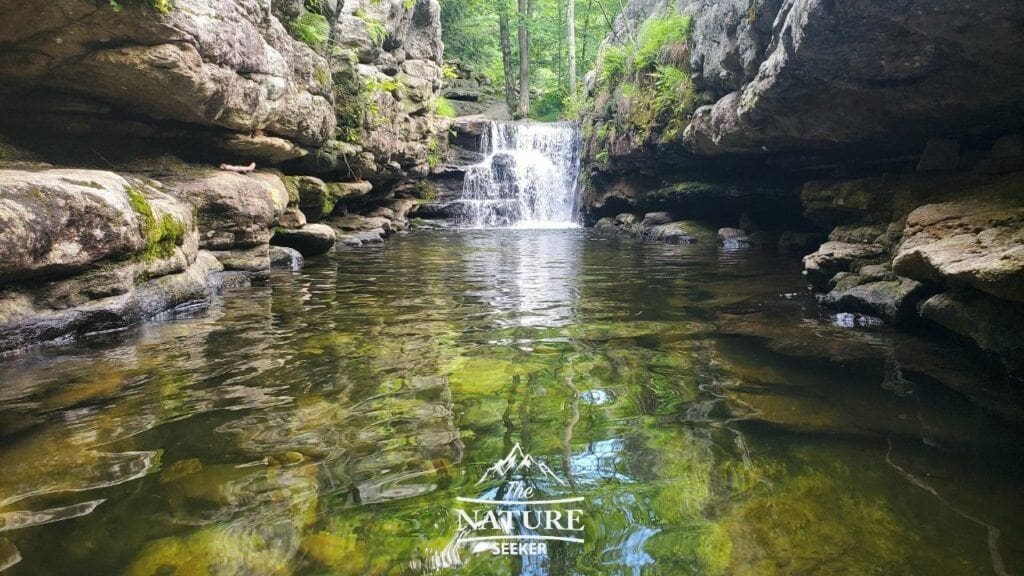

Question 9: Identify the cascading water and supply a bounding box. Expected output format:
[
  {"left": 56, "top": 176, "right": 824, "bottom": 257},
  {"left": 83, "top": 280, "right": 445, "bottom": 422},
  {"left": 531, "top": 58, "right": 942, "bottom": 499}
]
[{"left": 457, "top": 122, "right": 582, "bottom": 228}]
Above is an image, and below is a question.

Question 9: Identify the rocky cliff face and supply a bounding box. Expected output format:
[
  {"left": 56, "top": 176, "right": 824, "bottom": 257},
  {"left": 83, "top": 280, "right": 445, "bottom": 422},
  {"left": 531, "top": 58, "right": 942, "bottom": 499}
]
[
  {"left": 580, "top": 0, "right": 1024, "bottom": 370},
  {"left": 0, "top": 0, "right": 448, "bottom": 352}
]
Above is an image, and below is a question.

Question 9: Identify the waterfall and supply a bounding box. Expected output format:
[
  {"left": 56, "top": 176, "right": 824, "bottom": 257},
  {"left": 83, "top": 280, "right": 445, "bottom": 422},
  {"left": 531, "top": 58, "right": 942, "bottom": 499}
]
[{"left": 457, "top": 122, "right": 582, "bottom": 228}]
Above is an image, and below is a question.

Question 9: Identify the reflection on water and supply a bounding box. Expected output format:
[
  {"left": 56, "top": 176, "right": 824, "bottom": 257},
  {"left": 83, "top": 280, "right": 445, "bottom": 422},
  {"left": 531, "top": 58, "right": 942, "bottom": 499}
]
[{"left": 0, "top": 229, "right": 1022, "bottom": 575}]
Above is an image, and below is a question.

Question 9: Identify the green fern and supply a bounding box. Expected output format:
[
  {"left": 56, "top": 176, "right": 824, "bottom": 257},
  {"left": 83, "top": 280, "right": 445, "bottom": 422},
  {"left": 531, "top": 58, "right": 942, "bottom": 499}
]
[{"left": 290, "top": 12, "right": 330, "bottom": 50}]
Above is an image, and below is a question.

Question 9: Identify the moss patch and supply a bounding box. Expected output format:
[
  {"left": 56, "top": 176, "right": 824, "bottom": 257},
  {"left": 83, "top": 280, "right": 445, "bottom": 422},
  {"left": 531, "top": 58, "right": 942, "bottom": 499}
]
[{"left": 126, "top": 186, "right": 186, "bottom": 262}]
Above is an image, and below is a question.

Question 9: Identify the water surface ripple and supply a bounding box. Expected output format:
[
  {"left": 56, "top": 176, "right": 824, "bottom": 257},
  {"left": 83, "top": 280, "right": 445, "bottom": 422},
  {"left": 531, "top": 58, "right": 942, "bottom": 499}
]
[{"left": 0, "top": 229, "right": 1021, "bottom": 575}]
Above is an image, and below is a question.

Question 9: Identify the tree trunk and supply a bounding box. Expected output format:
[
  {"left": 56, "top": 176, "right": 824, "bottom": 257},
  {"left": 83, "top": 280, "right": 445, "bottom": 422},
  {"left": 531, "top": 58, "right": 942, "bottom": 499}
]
[
  {"left": 517, "top": 0, "right": 530, "bottom": 116},
  {"left": 567, "top": 0, "right": 576, "bottom": 97},
  {"left": 580, "top": 0, "right": 592, "bottom": 64},
  {"left": 499, "top": 0, "right": 516, "bottom": 110}
]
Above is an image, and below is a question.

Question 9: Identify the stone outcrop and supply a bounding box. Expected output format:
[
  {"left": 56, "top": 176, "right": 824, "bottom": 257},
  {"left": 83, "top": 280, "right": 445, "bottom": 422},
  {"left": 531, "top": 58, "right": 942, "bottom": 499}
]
[
  {"left": 799, "top": 173, "right": 1024, "bottom": 368},
  {"left": 682, "top": 1, "right": 1024, "bottom": 158},
  {"left": 0, "top": 0, "right": 335, "bottom": 160},
  {"left": 0, "top": 167, "right": 303, "bottom": 353},
  {"left": 578, "top": 0, "right": 1024, "bottom": 371}
]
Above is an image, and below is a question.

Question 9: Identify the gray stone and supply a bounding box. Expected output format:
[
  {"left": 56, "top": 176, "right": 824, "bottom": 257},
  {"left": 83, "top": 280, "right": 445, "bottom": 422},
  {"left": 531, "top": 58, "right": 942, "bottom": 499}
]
[
  {"left": 173, "top": 171, "right": 287, "bottom": 250},
  {"left": 893, "top": 187, "right": 1024, "bottom": 303},
  {"left": 641, "top": 211, "right": 673, "bottom": 226},
  {"left": 270, "top": 223, "right": 336, "bottom": 256},
  {"left": 269, "top": 246, "right": 304, "bottom": 271},
  {"left": 0, "top": 169, "right": 193, "bottom": 283},
  {"left": 822, "top": 278, "right": 931, "bottom": 323}
]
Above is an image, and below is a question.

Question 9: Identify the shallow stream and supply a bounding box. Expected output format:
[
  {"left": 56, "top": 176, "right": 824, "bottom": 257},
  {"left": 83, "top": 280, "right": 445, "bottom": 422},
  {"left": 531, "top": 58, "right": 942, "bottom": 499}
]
[{"left": 0, "top": 229, "right": 1021, "bottom": 575}]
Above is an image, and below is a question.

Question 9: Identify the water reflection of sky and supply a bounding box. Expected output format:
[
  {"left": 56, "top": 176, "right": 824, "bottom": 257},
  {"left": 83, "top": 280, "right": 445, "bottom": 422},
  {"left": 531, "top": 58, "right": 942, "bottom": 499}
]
[
  {"left": 462, "top": 230, "right": 582, "bottom": 329},
  {"left": 570, "top": 438, "right": 632, "bottom": 485}
]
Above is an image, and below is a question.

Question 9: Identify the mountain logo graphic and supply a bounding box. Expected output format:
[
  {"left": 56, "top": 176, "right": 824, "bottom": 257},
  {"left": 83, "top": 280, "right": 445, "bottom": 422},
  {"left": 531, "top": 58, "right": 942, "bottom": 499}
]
[{"left": 475, "top": 443, "right": 566, "bottom": 486}]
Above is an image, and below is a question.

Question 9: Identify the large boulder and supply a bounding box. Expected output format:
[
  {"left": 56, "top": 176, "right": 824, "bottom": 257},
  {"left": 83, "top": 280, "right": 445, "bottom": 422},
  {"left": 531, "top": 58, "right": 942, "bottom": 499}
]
[
  {"left": 681, "top": 0, "right": 1024, "bottom": 158},
  {"left": 893, "top": 189, "right": 1024, "bottom": 303},
  {"left": 0, "top": 168, "right": 230, "bottom": 353},
  {"left": 271, "top": 223, "right": 336, "bottom": 256},
  {"left": 0, "top": 169, "right": 192, "bottom": 283},
  {"left": 172, "top": 171, "right": 288, "bottom": 250},
  {"left": 0, "top": 0, "right": 335, "bottom": 151}
]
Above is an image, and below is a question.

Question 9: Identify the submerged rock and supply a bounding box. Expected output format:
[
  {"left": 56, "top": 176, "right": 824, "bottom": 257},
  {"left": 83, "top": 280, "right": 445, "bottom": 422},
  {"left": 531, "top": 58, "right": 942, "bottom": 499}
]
[
  {"left": 269, "top": 246, "right": 304, "bottom": 271},
  {"left": 822, "top": 278, "right": 931, "bottom": 324}
]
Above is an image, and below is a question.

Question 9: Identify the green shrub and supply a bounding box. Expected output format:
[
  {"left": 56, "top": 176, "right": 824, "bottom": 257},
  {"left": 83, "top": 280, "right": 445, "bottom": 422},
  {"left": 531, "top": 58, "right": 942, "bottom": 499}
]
[
  {"left": 598, "top": 45, "right": 628, "bottom": 87},
  {"left": 415, "top": 180, "right": 438, "bottom": 200},
  {"left": 634, "top": 12, "right": 693, "bottom": 71},
  {"left": 290, "top": 12, "right": 330, "bottom": 50},
  {"left": 433, "top": 97, "right": 456, "bottom": 118},
  {"left": 427, "top": 136, "right": 443, "bottom": 168}
]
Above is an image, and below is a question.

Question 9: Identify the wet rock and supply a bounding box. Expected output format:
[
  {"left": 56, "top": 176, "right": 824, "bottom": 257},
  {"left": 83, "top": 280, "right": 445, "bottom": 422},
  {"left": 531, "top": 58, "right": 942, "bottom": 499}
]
[
  {"left": 918, "top": 292, "right": 1024, "bottom": 369},
  {"left": 822, "top": 278, "right": 931, "bottom": 323},
  {"left": 644, "top": 221, "right": 716, "bottom": 244},
  {"left": 802, "top": 242, "right": 888, "bottom": 288},
  {"left": 209, "top": 244, "right": 270, "bottom": 275},
  {"left": 270, "top": 224, "right": 336, "bottom": 257},
  {"left": 893, "top": 188, "right": 1024, "bottom": 303},
  {"left": 641, "top": 211, "right": 673, "bottom": 226},
  {"left": 269, "top": 246, "right": 304, "bottom": 271},
  {"left": 0, "top": 251, "right": 223, "bottom": 354}
]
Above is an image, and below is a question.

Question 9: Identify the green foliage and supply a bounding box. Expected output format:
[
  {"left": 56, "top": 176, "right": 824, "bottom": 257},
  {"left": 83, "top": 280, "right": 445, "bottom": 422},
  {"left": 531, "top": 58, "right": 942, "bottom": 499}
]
[
  {"left": 598, "top": 45, "right": 628, "bottom": 87},
  {"left": 634, "top": 12, "right": 692, "bottom": 71},
  {"left": 415, "top": 180, "right": 439, "bottom": 200},
  {"left": 433, "top": 96, "right": 457, "bottom": 118},
  {"left": 440, "top": 0, "right": 628, "bottom": 117},
  {"left": 366, "top": 76, "right": 402, "bottom": 97},
  {"left": 290, "top": 12, "right": 330, "bottom": 50},
  {"left": 592, "top": 10, "right": 698, "bottom": 142},
  {"left": 426, "top": 136, "right": 443, "bottom": 168},
  {"left": 355, "top": 9, "right": 388, "bottom": 46},
  {"left": 403, "top": 0, "right": 416, "bottom": 9},
  {"left": 441, "top": 63, "right": 458, "bottom": 80}
]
